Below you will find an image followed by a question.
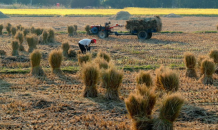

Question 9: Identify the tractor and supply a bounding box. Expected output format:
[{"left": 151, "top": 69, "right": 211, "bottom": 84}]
[
  {"left": 89, "top": 16, "right": 162, "bottom": 40},
  {"left": 90, "top": 21, "right": 124, "bottom": 39}
]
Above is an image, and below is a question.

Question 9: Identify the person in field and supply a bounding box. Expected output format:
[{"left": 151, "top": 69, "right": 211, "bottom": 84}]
[{"left": 78, "top": 38, "right": 96, "bottom": 54}]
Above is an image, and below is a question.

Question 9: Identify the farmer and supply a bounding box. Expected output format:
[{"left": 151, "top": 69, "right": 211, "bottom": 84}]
[{"left": 78, "top": 38, "right": 97, "bottom": 54}]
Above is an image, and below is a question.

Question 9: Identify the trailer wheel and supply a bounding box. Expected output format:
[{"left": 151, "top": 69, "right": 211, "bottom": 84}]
[
  {"left": 137, "top": 31, "right": 148, "bottom": 40},
  {"left": 98, "top": 31, "right": 107, "bottom": 39},
  {"left": 147, "top": 32, "right": 152, "bottom": 39}
]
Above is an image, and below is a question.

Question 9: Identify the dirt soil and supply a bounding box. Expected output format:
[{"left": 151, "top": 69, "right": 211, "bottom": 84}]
[
  {"left": 0, "top": 16, "right": 217, "bottom": 33},
  {"left": 0, "top": 16, "right": 218, "bottom": 130}
]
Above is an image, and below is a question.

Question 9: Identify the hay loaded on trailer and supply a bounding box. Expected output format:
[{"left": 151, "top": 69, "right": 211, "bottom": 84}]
[{"left": 89, "top": 16, "right": 162, "bottom": 40}]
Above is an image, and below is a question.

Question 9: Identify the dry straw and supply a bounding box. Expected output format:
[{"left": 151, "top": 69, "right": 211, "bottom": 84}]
[
  {"left": 136, "top": 70, "right": 153, "bottom": 87},
  {"left": 136, "top": 85, "right": 156, "bottom": 117},
  {"left": 184, "top": 52, "right": 197, "bottom": 78},
  {"left": 85, "top": 25, "right": 91, "bottom": 35},
  {"left": 155, "top": 65, "right": 166, "bottom": 88},
  {"left": 34, "top": 28, "right": 43, "bottom": 36},
  {"left": 200, "top": 59, "right": 215, "bottom": 85},
  {"left": 68, "top": 49, "right": 77, "bottom": 58},
  {"left": 15, "top": 31, "right": 25, "bottom": 51},
  {"left": 78, "top": 53, "right": 92, "bottom": 66},
  {"left": 209, "top": 49, "right": 218, "bottom": 74},
  {"left": 82, "top": 62, "right": 99, "bottom": 97},
  {"left": 74, "top": 25, "right": 77, "bottom": 35},
  {"left": 125, "top": 89, "right": 156, "bottom": 130},
  {"left": 92, "top": 49, "right": 98, "bottom": 58},
  {"left": 48, "top": 28, "right": 55, "bottom": 43},
  {"left": 11, "top": 40, "right": 19, "bottom": 56},
  {"left": 97, "top": 50, "right": 111, "bottom": 63},
  {"left": 26, "top": 34, "right": 38, "bottom": 53},
  {"left": 11, "top": 26, "right": 17, "bottom": 36},
  {"left": 16, "top": 24, "right": 22, "bottom": 30},
  {"left": 154, "top": 15, "right": 162, "bottom": 32},
  {"left": 41, "top": 30, "right": 48, "bottom": 44},
  {"left": 6, "top": 23, "right": 12, "bottom": 35},
  {"left": 61, "top": 42, "right": 70, "bottom": 57},
  {"left": 101, "top": 66, "right": 123, "bottom": 100},
  {"left": 125, "top": 15, "right": 162, "bottom": 32},
  {"left": 197, "top": 55, "right": 207, "bottom": 69},
  {"left": 0, "top": 50, "right": 6, "bottom": 55},
  {"left": 209, "top": 49, "right": 218, "bottom": 63},
  {"left": 155, "top": 66, "right": 179, "bottom": 92},
  {"left": 30, "top": 26, "right": 35, "bottom": 33},
  {"left": 30, "top": 50, "right": 44, "bottom": 76},
  {"left": 153, "top": 93, "right": 184, "bottom": 130},
  {"left": 49, "top": 49, "right": 63, "bottom": 75},
  {"left": 23, "top": 28, "right": 30, "bottom": 36},
  {"left": 67, "top": 25, "right": 74, "bottom": 36},
  {"left": 0, "top": 24, "right": 3, "bottom": 35},
  {"left": 94, "top": 57, "right": 109, "bottom": 69}
]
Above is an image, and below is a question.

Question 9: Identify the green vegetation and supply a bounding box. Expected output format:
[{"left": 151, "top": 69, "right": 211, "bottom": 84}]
[{"left": 194, "top": 30, "right": 217, "bottom": 33}]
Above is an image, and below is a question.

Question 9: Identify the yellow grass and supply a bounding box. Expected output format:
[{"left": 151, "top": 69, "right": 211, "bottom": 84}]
[{"left": 1, "top": 8, "right": 218, "bottom": 16}]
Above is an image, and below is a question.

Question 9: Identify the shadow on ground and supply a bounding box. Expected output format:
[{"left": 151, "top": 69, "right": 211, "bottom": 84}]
[
  {"left": 178, "top": 104, "right": 218, "bottom": 124},
  {"left": 0, "top": 79, "right": 11, "bottom": 93}
]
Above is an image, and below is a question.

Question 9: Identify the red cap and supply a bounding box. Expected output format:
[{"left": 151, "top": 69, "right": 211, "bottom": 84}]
[{"left": 92, "top": 39, "right": 97, "bottom": 44}]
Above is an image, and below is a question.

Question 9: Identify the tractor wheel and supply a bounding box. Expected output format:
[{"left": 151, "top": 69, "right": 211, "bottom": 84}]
[
  {"left": 91, "top": 27, "right": 98, "bottom": 34},
  {"left": 98, "top": 31, "right": 107, "bottom": 39},
  {"left": 137, "top": 31, "right": 148, "bottom": 40},
  {"left": 147, "top": 32, "right": 152, "bottom": 39}
]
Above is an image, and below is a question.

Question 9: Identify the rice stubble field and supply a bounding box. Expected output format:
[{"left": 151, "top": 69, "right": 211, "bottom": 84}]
[{"left": 0, "top": 16, "right": 218, "bottom": 129}]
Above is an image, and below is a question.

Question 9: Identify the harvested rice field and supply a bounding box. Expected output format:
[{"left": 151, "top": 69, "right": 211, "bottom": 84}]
[{"left": 0, "top": 16, "right": 218, "bottom": 130}]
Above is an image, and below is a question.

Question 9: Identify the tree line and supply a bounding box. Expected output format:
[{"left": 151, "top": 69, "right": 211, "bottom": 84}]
[{"left": 1, "top": 0, "right": 218, "bottom": 8}]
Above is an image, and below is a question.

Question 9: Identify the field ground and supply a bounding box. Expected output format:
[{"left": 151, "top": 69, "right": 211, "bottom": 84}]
[{"left": 0, "top": 16, "right": 218, "bottom": 129}]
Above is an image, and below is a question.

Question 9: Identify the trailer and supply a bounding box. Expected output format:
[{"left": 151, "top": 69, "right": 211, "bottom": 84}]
[{"left": 89, "top": 16, "right": 162, "bottom": 40}]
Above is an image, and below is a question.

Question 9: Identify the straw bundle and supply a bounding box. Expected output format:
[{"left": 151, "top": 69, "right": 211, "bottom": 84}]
[
  {"left": 200, "top": 59, "right": 215, "bottom": 85},
  {"left": 30, "top": 50, "right": 44, "bottom": 76},
  {"left": 125, "top": 15, "right": 162, "bottom": 32},
  {"left": 184, "top": 52, "right": 197, "bottom": 78},
  {"left": 82, "top": 62, "right": 100, "bottom": 97}
]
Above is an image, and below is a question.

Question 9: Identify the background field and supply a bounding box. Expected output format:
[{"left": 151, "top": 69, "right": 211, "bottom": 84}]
[
  {"left": 1, "top": 8, "right": 218, "bottom": 16},
  {"left": 0, "top": 16, "right": 218, "bottom": 129}
]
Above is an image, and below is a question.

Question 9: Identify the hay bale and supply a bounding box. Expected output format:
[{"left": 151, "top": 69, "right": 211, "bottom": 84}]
[
  {"left": 0, "top": 24, "right": 3, "bottom": 35},
  {"left": 78, "top": 53, "right": 92, "bottom": 66},
  {"left": 153, "top": 93, "right": 184, "bottom": 130},
  {"left": 26, "top": 34, "right": 38, "bottom": 53},
  {"left": 11, "top": 40, "right": 19, "bottom": 56},
  {"left": 125, "top": 90, "right": 156, "bottom": 130},
  {"left": 67, "top": 25, "right": 74, "bottom": 37},
  {"left": 155, "top": 66, "right": 179, "bottom": 92},
  {"left": 85, "top": 25, "right": 91, "bottom": 35},
  {"left": 82, "top": 62, "right": 100, "bottom": 97},
  {"left": 49, "top": 49, "right": 63, "bottom": 75},
  {"left": 209, "top": 49, "right": 218, "bottom": 63},
  {"left": 136, "top": 70, "right": 153, "bottom": 87},
  {"left": 200, "top": 59, "right": 215, "bottom": 85},
  {"left": 111, "top": 11, "right": 131, "bottom": 20},
  {"left": 184, "top": 52, "right": 197, "bottom": 78},
  {"left": 0, "top": 50, "right": 6, "bottom": 55},
  {"left": 101, "top": 66, "right": 123, "bottom": 100},
  {"left": 0, "top": 11, "right": 9, "bottom": 18},
  {"left": 68, "top": 49, "right": 77, "bottom": 58},
  {"left": 125, "top": 15, "right": 162, "bottom": 32},
  {"left": 197, "top": 55, "right": 208, "bottom": 69},
  {"left": 61, "top": 42, "right": 70, "bottom": 57},
  {"left": 164, "top": 13, "right": 182, "bottom": 18},
  {"left": 30, "top": 50, "right": 45, "bottom": 76}
]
